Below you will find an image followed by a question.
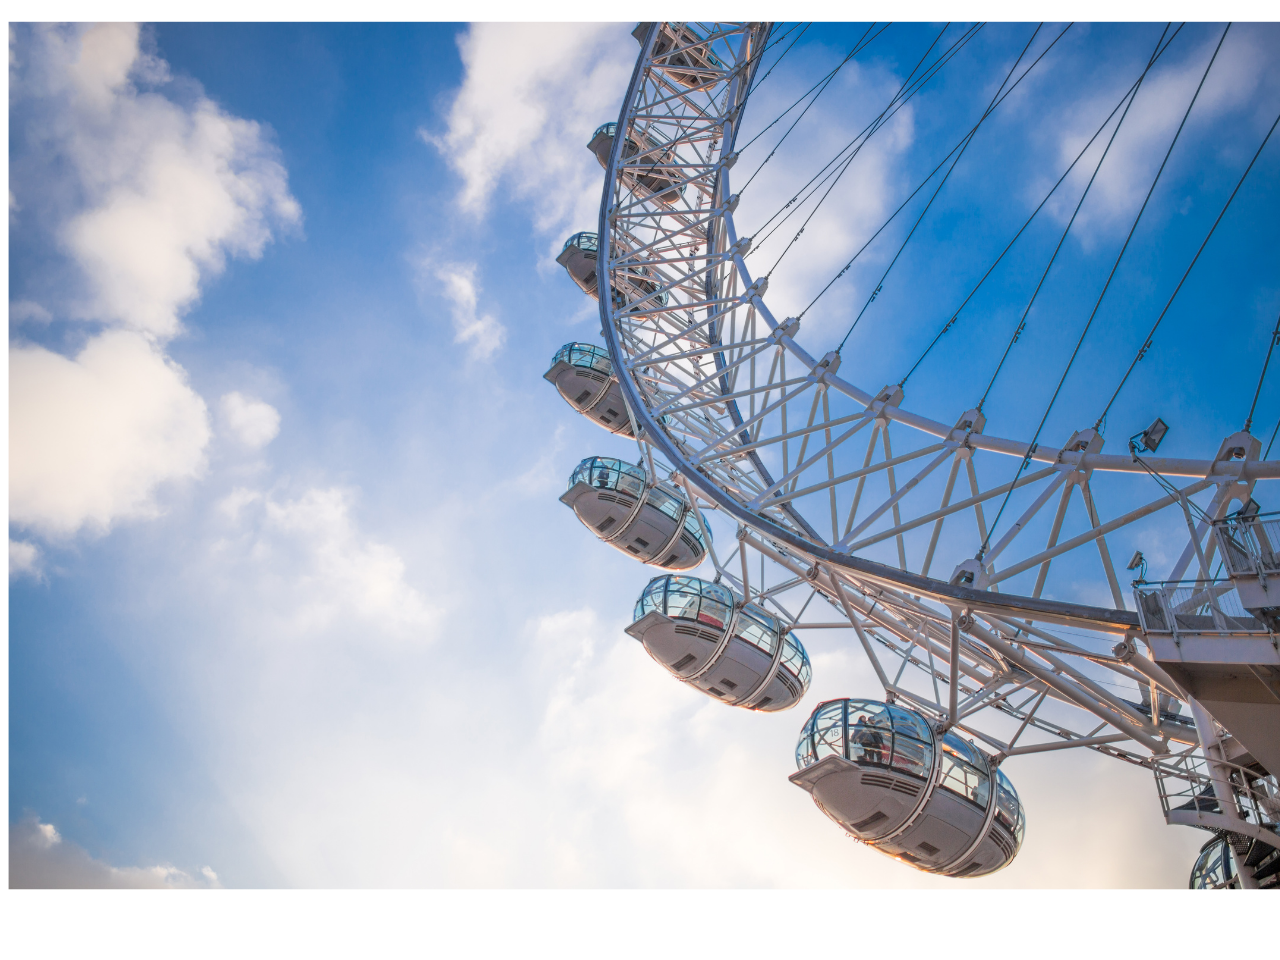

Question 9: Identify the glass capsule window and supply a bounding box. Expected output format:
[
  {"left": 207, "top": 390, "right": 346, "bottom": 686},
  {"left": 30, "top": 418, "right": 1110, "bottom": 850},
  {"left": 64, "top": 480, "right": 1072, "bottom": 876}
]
[
  {"left": 939, "top": 732, "right": 991, "bottom": 809},
  {"left": 634, "top": 575, "right": 735, "bottom": 629},
  {"left": 994, "top": 769, "right": 1025, "bottom": 847},
  {"left": 647, "top": 485, "right": 684, "bottom": 522},
  {"left": 1190, "top": 839, "right": 1233, "bottom": 889},
  {"left": 779, "top": 634, "right": 812, "bottom": 687},
  {"left": 563, "top": 231, "right": 599, "bottom": 255},
  {"left": 553, "top": 342, "right": 613, "bottom": 376},
  {"left": 734, "top": 610, "right": 777, "bottom": 657},
  {"left": 569, "top": 457, "right": 646, "bottom": 499},
  {"left": 593, "top": 122, "right": 617, "bottom": 141},
  {"left": 681, "top": 511, "right": 709, "bottom": 550},
  {"left": 797, "top": 700, "right": 846, "bottom": 768},
  {"left": 795, "top": 699, "right": 935, "bottom": 780},
  {"left": 882, "top": 706, "right": 930, "bottom": 778}
]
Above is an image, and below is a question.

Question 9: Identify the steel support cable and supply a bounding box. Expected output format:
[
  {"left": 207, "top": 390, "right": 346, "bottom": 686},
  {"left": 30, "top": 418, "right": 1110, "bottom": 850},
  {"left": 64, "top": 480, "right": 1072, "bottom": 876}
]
[
  {"left": 981, "top": 23, "right": 1225, "bottom": 557},
  {"left": 751, "top": 25, "right": 982, "bottom": 253},
  {"left": 746, "top": 22, "right": 978, "bottom": 250},
  {"left": 745, "top": 22, "right": 812, "bottom": 96},
  {"left": 757, "top": 24, "right": 987, "bottom": 276},
  {"left": 1130, "top": 449, "right": 1214, "bottom": 524},
  {"left": 976, "top": 26, "right": 1170, "bottom": 420},
  {"left": 1243, "top": 311, "right": 1280, "bottom": 432},
  {"left": 733, "top": 21, "right": 808, "bottom": 105},
  {"left": 1024, "top": 24, "right": 1229, "bottom": 441},
  {"left": 974, "top": 25, "right": 1173, "bottom": 561},
  {"left": 829, "top": 24, "right": 1046, "bottom": 354},
  {"left": 737, "top": 23, "right": 885, "bottom": 195},
  {"left": 795, "top": 22, "right": 1076, "bottom": 331},
  {"left": 898, "top": 28, "right": 1185, "bottom": 389},
  {"left": 1095, "top": 108, "right": 1280, "bottom": 427},
  {"left": 737, "top": 22, "right": 883, "bottom": 160}
]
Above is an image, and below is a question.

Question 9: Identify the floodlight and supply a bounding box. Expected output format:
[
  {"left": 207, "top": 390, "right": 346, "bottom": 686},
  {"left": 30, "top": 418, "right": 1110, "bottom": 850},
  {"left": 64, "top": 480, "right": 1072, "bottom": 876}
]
[
  {"left": 1126, "top": 550, "right": 1144, "bottom": 571},
  {"left": 1140, "top": 417, "right": 1169, "bottom": 452}
]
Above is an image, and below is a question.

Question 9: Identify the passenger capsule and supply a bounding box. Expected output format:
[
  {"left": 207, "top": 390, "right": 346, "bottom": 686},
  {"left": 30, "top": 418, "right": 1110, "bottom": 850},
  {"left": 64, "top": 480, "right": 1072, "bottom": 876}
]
[
  {"left": 557, "top": 231, "right": 600, "bottom": 298},
  {"left": 626, "top": 574, "right": 812, "bottom": 710},
  {"left": 790, "top": 699, "right": 1026, "bottom": 877},
  {"left": 633, "top": 22, "right": 723, "bottom": 88},
  {"left": 557, "top": 231, "right": 669, "bottom": 310},
  {"left": 543, "top": 343, "right": 634, "bottom": 437},
  {"left": 587, "top": 122, "right": 683, "bottom": 205},
  {"left": 560, "top": 457, "right": 708, "bottom": 569},
  {"left": 1190, "top": 832, "right": 1279, "bottom": 888}
]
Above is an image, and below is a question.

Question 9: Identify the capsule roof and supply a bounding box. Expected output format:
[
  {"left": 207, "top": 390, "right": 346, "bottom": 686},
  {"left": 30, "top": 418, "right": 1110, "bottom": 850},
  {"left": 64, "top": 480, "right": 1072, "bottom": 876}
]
[
  {"left": 552, "top": 342, "right": 613, "bottom": 375},
  {"left": 563, "top": 231, "right": 598, "bottom": 254},
  {"left": 569, "top": 455, "right": 647, "bottom": 493}
]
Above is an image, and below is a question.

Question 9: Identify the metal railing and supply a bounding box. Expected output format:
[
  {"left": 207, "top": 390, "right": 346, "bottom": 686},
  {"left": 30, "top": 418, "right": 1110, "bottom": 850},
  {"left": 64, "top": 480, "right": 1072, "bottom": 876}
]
[
  {"left": 1154, "top": 752, "right": 1280, "bottom": 836},
  {"left": 1133, "top": 580, "right": 1268, "bottom": 636},
  {"left": 1214, "top": 511, "right": 1280, "bottom": 579}
]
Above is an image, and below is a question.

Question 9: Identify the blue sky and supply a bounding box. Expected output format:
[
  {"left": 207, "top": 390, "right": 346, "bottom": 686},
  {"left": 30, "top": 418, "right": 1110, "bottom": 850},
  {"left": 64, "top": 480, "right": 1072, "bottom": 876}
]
[{"left": 8, "top": 21, "right": 1280, "bottom": 891}]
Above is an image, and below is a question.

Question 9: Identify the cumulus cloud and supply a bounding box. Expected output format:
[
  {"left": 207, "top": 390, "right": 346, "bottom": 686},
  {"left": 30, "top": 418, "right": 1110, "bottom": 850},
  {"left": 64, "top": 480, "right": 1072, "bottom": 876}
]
[
  {"left": 426, "top": 260, "right": 507, "bottom": 360},
  {"left": 10, "top": 815, "right": 220, "bottom": 889},
  {"left": 734, "top": 59, "right": 916, "bottom": 346},
  {"left": 10, "top": 330, "right": 210, "bottom": 536},
  {"left": 8, "top": 23, "right": 299, "bottom": 537},
  {"left": 9, "top": 299, "right": 53, "bottom": 323},
  {"left": 429, "top": 23, "right": 634, "bottom": 256},
  {"left": 10, "top": 539, "right": 42, "bottom": 580},
  {"left": 1045, "top": 24, "right": 1280, "bottom": 238},
  {"left": 214, "top": 485, "right": 440, "bottom": 642},
  {"left": 220, "top": 391, "right": 281, "bottom": 449},
  {"left": 13, "top": 23, "right": 301, "bottom": 340}
]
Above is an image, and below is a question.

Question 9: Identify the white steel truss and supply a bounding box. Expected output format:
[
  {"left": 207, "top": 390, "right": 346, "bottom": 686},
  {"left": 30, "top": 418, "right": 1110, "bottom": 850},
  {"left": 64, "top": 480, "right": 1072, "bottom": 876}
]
[{"left": 590, "top": 22, "right": 1279, "bottom": 865}]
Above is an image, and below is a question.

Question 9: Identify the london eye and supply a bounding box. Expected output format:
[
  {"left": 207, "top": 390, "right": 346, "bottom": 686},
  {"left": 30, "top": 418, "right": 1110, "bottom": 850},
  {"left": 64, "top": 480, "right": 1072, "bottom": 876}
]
[{"left": 546, "top": 22, "right": 1279, "bottom": 887}]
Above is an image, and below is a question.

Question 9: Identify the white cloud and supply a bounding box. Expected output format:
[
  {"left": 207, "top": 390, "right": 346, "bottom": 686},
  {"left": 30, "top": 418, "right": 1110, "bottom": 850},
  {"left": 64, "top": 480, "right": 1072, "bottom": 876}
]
[
  {"left": 9, "top": 299, "right": 52, "bottom": 323},
  {"left": 9, "top": 816, "right": 221, "bottom": 889},
  {"left": 429, "top": 23, "right": 634, "bottom": 256},
  {"left": 15, "top": 23, "right": 300, "bottom": 341},
  {"left": 734, "top": 60, "right": 916, "bottom": 347},
  {"left": 10, "top": 539, "right": 42, "bottom": 579},
  {"left": 1045, "top": 25, "right": 1280, "bottom": 239},
  {"left": 215, "top": 485, "right": 440, "bottom": 642},
  {"left": 8, "top": 23, "right": 300, "bottom": 538},
  {"left": 426, "top": 260, "right": 507, "bottom": 360},
  {"left": 213, "top": 599, "right": 1198, "bottom": 887},
  {"left": 10, "top": 330, "right": 210, "bottom": 537},
  {"left": 220, "top": 391, "right": 281, "bottom": 449}
]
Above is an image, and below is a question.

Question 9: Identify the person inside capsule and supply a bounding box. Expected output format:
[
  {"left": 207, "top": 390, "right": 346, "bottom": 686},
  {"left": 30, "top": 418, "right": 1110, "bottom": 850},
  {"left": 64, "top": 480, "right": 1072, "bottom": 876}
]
[{"left": 791, "top": 698, "right": 1025, "bottom": 877}]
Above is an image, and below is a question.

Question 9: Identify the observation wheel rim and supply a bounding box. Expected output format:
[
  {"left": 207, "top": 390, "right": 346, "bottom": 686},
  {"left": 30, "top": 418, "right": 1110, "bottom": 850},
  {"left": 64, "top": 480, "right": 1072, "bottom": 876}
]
[{"left": 597, "top": 22, "right": 1271, "bottom": 631}]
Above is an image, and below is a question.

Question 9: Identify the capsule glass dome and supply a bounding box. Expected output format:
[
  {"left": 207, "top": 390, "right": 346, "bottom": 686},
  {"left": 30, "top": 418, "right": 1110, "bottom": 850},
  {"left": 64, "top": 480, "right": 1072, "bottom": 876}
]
[
  {"left": 560, "top": 457, "right": 707, "bottom": 570},
  {"left": 1190, "top": 835, "right": 1241, "bottom": 889},
  {"left": 587, "top": 121, "right": 684, "bottom": 205},
  {"left": 626, "top": 574, "right": 811, "bottom": 710},
  {"left": 543, "top": 343, "right": 634, "bottom": 437},
  {"left": 790, "top": 698, "right": 1025, "bottom": 877},
  {"left": 1189, "top": 831, "right": 1280, "bottom": 888}
]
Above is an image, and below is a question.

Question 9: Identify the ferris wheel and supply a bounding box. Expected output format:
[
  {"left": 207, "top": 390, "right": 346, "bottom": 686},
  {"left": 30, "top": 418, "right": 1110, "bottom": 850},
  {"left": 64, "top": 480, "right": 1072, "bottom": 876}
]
[{"left": 544, "top": 22, "right": 1280, "bottom": 886}]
